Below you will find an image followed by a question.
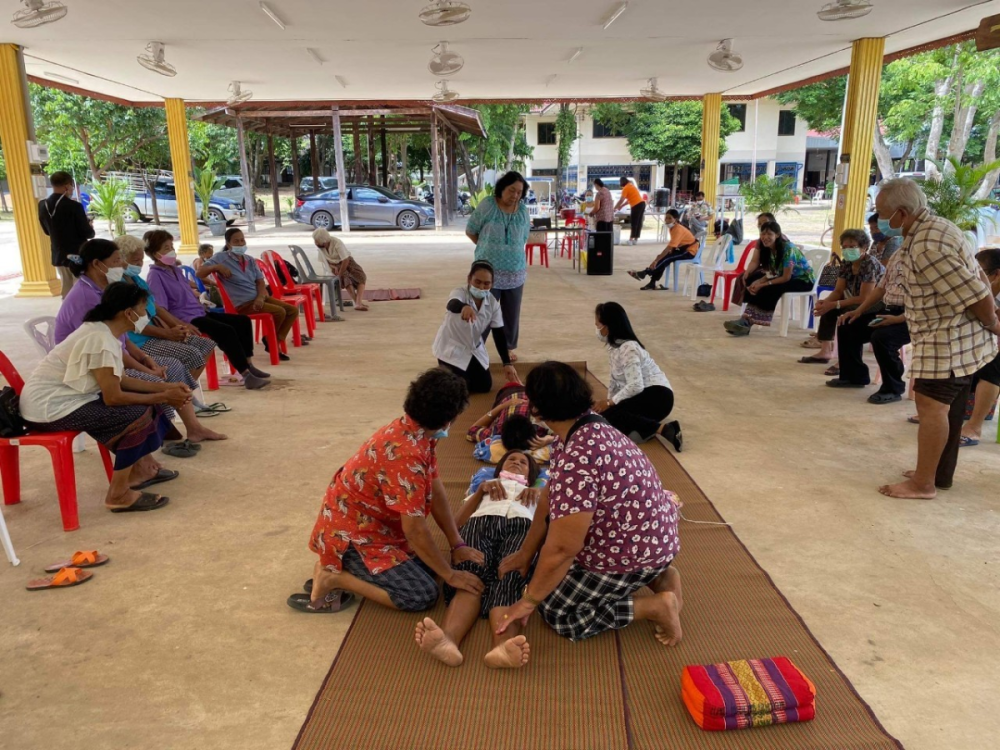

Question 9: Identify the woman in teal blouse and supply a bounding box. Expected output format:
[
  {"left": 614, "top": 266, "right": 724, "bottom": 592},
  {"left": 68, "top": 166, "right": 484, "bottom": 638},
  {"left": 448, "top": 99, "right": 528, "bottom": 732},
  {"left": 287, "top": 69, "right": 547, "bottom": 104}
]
[{"left": 466, "top": 171, "right": 531, "bottom": 359}]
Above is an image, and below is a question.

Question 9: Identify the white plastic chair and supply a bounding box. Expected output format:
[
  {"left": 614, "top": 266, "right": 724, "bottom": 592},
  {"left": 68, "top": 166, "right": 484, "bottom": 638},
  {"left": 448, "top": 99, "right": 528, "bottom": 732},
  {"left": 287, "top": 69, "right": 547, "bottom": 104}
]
[
  {"left": 0, "top": 504, "right": 18, "bottom": 565},
  {"left": 683, "top": 235, "right": 733, "bottom": 300},
  {"left": 775, "top": 247, "right": 832, "bottom": 337}
]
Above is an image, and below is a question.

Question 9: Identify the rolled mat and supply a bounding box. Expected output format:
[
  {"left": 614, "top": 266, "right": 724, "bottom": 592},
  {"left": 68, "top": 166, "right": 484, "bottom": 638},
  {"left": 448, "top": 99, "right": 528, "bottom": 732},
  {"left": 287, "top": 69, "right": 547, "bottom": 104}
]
[{"left": 292, "top": 363, "right": 902, "bottom": 750}]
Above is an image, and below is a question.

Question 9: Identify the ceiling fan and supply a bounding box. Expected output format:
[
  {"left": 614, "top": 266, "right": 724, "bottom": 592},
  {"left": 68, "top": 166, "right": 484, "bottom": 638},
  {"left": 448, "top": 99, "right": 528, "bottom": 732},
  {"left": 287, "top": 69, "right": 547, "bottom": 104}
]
[
  {"left": 11, "top": 0, "right": 67, "bottom": 28},
  {"left": 419, "top": 1, "right": 471, "bottom": 27},
  {"left": 639, "top": 78, "right": 667, "bottom": 102},
  {"left": 137, "top": 42, "right": 177, "bottom": 77},
  {"left": 428, "top": 42, "right": 464, "bottom": 76},
  {"left": 432, "top": 80, "right": 460, "bottom": 103},
  {"left": 228, "top": 81, "right": 253, "bottom": 105},
  {"left": 817, "top": 0, "right": 873, "bottom": 21},
  {"left": 708, "top": 39, "right": 743, "bottom": 72}
]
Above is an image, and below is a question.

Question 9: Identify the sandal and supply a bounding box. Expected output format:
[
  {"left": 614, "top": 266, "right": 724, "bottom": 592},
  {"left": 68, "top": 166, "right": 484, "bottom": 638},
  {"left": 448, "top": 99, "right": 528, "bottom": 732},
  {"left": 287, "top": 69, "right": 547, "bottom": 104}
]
[
  {"left": 907, "top": 415, "right": 920, "bottom": 425},
  {"left": 27, "top": 566, "right": 94, "bottom": 591},
  {"left": 798, "top": 356, "right": 831, "bottom": 364},
  {"left": 131, "top": 468, "right": 179, "bottom": 490},
  {"left": 220, "top": 375, "right": 245, "bottom": 387},
  {"left": 824, "top": 364, "right": 840, "bottom": 377},
  {"left": 45, "top": 550, "right": 109, "bottom": 573},
  {"left": 201, "top": 403, "right": 231, "bottom": 414},
  {"left": 286, "top": 590, "right": 356, "bottom": 613},
  {"left": 110, "top": 492, "right": 169, "bottom": 513},
  {"left": 868, "top": 392, "right": 902, "bottom": 405},
  {"left": 162, "top": 440, "right": 200, "bottom": 458},
  {"left": 959, "top": 436, "right": 980, "bottom": 447},
  {"left": 660, "top": 421, "right": 683, "bottom": 453},
  {"left": 800, "top": 339, "right": 821, "bottom": 349}
]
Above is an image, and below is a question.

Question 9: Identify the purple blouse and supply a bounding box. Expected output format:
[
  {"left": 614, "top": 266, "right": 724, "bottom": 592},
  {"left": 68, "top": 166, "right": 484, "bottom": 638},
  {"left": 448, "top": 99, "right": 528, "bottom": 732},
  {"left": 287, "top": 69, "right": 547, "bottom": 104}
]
[
  {"left": 146, "top": 265, "right": 207, "bottom": 324},
  {"left": 55, "top": 275, "right": 103, "bottom": 344}
]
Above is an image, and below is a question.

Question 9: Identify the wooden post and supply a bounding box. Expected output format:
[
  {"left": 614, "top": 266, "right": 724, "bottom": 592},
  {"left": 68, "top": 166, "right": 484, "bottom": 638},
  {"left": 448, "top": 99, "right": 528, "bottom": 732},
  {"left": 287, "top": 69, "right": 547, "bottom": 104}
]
[
  {"left": 367, "top": 116, "right": 376, "bottom": 184},
  {"left": 309, "top": 130, "right": 320, "bottom": 183},
  {"left": 352, "top": 120, "right": 363, "bottom": 182},
  {"left": 268, "top": 133, "right": 282, "bottom": 228},
  {"left": 449, "top": 130, "right": 460, "bottom": 218},
  {"left": 442, "top": 127, "right": 452, "bottom": 223},
  {"left": 332, "top": 108, "right": 351, "bottom": 233},
  {"left": 430, "top": 111, "right": 443, "bottom": 231},
  {"left": 236, "top": 114, "right": 256, "bottom": 233},
  {"left": 290, "top": 135, "right": 300, "bottom": 194},
  {"left": 380, "top": 116, "right": 388, "bottom": 187}
]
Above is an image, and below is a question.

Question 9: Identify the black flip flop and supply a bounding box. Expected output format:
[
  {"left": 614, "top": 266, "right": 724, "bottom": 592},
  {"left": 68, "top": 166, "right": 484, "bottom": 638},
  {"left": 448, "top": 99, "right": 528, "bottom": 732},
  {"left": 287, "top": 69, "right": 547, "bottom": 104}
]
[
  {"left": 303, "top": 578, "right": 313, "bottom": 594},
  {"left": 110, "top": 493, "right": 169, "bottom": 513},
  {"left": 868, "top": 392, "right": 902, "bottom": 405},
  {"left": 162, "top": 440, "right": 199, "bottom": 458},
  {"left": 660, "top": 421, "right": 683, "bottom": 453},
  {"left": 798, "top": 356, "right": 832, "bottom": 364},
  {"left": 131, "top": 468, "right": 179, "bottom": 490},
  {"left": 286, "top": 590, "right": 355, "bottom": 613}
]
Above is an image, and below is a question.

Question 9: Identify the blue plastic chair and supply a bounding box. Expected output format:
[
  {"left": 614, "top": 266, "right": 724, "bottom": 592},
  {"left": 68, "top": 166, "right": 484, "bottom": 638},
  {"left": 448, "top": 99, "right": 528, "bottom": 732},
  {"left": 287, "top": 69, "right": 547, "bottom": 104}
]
[
  {"left": 807, "top": 285, "right": 837, "bottom": 329},
  {"left": 180, "top": 265, "right": 224, "bottom": 314},
  {"left": 662, "top": 234, "right": 706, "bottom": 292}
]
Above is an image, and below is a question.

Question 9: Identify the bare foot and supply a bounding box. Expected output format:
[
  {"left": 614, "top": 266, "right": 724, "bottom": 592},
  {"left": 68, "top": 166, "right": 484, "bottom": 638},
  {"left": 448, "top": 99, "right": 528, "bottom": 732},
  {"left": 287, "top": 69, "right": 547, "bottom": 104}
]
[
  {"left": 355, "top": 305, "right": 370, "bottom": 312},
  {"left": 187, "top": 428, "right": 228, "bottom": 444},
  {"left": 414, "top": 617, "right": 464, "bottom": 667},
  {"left": 647, "top": 591, "right": 683, "bottom": 647},
  {"left": 484, "top": 636, "right": 530, "bottom": 669},
  {"left": 879, "top": 478, "right": 936, "bottom": 499},
  {"left": 651, "top": 567, "right": 683, "bottom": 613},
  {"left": 508, "top": 350, "right": 518, "bottom": 363}
]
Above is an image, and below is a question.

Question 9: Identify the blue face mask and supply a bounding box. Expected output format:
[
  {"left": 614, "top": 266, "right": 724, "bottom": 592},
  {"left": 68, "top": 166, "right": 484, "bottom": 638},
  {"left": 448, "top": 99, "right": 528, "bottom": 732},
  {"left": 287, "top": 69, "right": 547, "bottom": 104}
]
[
  {"left": 125, "top": 264, "right": 142, "bottom": 277},
  {"left": 877, "top": 210, "right": 903, "bottom": 238},
  {"left": 432, "top": 428, "right": 449, "bottom": 439},
  {"left": 870, "top": 231, "right": 887, "bottom": 243},
  {"left": 230, "top": 245, "right": 247, "bottom": 255},
  {"left": 468, "top": 286, "right": 490, "bottom": 300}
]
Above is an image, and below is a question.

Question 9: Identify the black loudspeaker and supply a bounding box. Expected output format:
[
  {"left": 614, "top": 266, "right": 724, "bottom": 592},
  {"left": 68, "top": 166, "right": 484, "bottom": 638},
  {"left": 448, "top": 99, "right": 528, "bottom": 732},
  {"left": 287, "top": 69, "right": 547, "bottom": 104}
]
[
  {"left": 654, "top": 188, "right": 671, "bottom": 208},
  {"left": 532, "top": 217, "right": 552, "bottom": 229},
  {"left": 586, "top": 231, "right": 613, "bottom": 275}
]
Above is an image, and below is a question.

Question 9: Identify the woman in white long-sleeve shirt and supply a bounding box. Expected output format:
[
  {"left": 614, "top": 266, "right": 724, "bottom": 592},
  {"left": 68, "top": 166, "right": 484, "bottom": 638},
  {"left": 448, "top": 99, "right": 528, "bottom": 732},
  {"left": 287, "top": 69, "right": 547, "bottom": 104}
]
[{"left": 592, "top": 302, "right": 682, "bottom": 451}]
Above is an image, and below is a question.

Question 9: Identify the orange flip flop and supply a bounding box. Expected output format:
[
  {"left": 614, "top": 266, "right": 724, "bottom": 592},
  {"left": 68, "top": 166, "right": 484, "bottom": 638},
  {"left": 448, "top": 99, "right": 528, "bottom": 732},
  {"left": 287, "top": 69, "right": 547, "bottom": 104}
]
[
  {"left": 44, "top": 550, "right": 109, "bottom": 573},
  {"left": 26, "top": 567, "right": 94, "bottom": 591}
]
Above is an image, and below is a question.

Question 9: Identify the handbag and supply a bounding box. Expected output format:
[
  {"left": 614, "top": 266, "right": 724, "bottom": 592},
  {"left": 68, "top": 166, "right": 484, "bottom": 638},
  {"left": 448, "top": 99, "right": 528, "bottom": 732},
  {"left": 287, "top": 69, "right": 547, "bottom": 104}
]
[
  {"left": 732, "top": 275, "right": 746, "bottom": 306},
  {"left": 696, "top": 283, "right": 712, "bottom": 298},
  {"left": 0, "top": 386, "right": 27, "bottom": 438}
]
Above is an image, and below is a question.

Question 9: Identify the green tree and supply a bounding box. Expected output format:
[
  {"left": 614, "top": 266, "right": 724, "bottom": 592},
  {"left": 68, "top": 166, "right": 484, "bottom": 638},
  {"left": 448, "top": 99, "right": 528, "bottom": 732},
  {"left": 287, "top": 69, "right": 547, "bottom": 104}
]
[{"left": 456, "top": 105, "right": 532, "bottom": 192}]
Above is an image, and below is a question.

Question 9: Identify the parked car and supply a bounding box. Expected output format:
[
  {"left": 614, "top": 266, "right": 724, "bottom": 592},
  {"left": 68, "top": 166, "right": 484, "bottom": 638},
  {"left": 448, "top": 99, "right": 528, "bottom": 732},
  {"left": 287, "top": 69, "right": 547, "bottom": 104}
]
[
  {"left": 214, "top": 175, "right": 246, "bottom": 205},
  {"left": 127, "top": 182, "right": 245, "bottom": 224},
  {"left": 866, "top": 171, "right": 926, "bottom": 211},
  {"left": 291, "top": 185, "right": 435, "bottom": 230},
  {"left": 299, "top": 176, "right": 339, "bottom": 194}
]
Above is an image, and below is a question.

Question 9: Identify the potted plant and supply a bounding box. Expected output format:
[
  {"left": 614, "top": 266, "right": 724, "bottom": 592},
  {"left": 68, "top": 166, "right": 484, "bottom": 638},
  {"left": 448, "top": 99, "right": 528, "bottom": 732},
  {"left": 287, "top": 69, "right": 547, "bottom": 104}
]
[
  {"left": 194, "top": 166, "right": 226, "bottom": 237},
  {"left": 89, "top": 178, "right": 133, "bottom": 236},
  {"left": 738, "top": 175, "right": 798, "bottom": 218},
  {"left": 924, "top": 157, "right": 1000, "bottom": 233}
]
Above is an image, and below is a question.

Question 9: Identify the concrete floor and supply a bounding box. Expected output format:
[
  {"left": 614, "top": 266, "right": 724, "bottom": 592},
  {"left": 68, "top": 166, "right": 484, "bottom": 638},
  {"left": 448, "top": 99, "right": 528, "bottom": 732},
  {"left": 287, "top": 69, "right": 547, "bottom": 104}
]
[{"left": 1, "top": 228, "right": 998, "bottom": 750}]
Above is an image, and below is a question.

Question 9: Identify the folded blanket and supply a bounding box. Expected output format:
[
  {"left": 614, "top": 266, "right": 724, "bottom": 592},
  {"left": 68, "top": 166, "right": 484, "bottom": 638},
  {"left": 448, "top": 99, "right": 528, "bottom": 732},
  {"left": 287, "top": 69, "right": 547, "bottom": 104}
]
[{"left": 682, "top": 657, "right": 815, "bottom": 731}]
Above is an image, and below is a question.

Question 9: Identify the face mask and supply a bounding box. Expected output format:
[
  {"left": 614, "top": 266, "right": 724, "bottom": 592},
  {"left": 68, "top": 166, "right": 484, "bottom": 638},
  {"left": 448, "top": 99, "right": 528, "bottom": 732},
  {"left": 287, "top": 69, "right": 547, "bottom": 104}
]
[
  {"left": 125, "top": 264, "right": 142, "bottom": 277},
  {"left": 870, "top": 231, "right": 887, "bottom": 243},
  {"left": 596, "top": 328, "right": 608, "bottom": 343},
  {"left": 877, "top": 209, "right": 903, "bottom": 238},
  {"left": 499, "top": 470, "right": 528, "bottom": 486},
  {"left": 842, "top": 248, "right": 861, "bottom": 262},
  {"left": 230, "top": 245, "right": 247, "bottom": 255},
  {"left": 130, "top": 312, "right": 149, "bottom": 333},
  {"left": 104, "top": 266, "right": 125, "bottom": 283},
  {"left": 468, "top": 286, "right": 490, "bottom": 300},
  {"left": 160, "top": 251, "right": 177, "bottom": 266},
  {"left": 431, "top": 428, "right": 449, "bottom": 439}
]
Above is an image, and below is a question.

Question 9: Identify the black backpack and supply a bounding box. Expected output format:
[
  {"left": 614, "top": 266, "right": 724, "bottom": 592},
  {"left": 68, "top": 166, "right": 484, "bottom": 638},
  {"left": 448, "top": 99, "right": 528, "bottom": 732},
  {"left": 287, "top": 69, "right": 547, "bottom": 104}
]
[{"left": 0, "top": 386, "right": 27, "bottom": 438}]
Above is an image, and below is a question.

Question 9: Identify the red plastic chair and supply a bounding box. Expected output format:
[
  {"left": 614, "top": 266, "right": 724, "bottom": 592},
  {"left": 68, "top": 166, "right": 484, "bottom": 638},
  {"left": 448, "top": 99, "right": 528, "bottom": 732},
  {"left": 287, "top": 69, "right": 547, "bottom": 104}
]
[
  {"left": 262, "top": 250, "right": 324, "bottom": 326},
  {"left": 256, "top": 260, "right": 311, "bottom": 345},
  {"left": 711, "top": 241, "right": 756, "bottom": 312},
  {"left": 213, "top": 273, "right": 281, "bottom": 366},
  {"left": 525, "top": 242, "right": 549, "bottom": 267},
  {"left": 0, "top": 351, "right": 114, "bottom": 532}
]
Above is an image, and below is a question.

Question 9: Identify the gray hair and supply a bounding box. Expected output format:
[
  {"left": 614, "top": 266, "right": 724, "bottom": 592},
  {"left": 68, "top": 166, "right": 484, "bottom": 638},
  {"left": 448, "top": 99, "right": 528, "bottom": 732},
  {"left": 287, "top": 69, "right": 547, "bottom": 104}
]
[
  {"left": 878, "top": 177, "right": 927, "bottom": 214},
  {"left": 312, "top": 227, "right": 332, "bottom": 247},
  {"left": 114, "top": 234, "right": 145, "bottom": 260}
]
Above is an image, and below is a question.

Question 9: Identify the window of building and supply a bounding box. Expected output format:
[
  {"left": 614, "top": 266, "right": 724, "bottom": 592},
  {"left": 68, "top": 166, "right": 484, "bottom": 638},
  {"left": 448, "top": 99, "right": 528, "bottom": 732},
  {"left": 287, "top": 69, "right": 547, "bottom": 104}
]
[
  {"left": 727, "top": 104, "right": 746, "bottom": 133},
  {"left": 778, "top": 111, "right": 796, "bottom": 137},
  {"left": 537, "top": 122, "right": 557, "bottom": 145},
  {"left": 592, "top": 120, "right": 624, "bottom": 138}
]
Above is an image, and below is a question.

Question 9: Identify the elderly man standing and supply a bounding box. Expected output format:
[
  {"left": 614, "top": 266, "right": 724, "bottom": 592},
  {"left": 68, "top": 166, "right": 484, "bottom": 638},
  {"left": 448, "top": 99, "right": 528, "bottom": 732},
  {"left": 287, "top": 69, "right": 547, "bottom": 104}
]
[{"left": 875, "top": 178, "right": 1000, "bottom": 499}]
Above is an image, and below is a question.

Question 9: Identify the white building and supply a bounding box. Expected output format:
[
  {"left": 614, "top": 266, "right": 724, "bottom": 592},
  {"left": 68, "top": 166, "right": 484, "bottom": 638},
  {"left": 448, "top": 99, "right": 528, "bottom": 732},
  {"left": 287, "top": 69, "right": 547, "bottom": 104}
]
[{"left": 522, "top": 99, "right": 825, "bottom": 199}]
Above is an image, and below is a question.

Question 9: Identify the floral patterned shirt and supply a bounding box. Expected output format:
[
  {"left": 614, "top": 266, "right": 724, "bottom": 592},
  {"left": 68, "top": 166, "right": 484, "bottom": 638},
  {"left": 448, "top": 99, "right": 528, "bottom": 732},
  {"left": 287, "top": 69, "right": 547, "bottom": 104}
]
[
  {"left": 548, "top": 417, "right": 680, "bottom": 574},
  {"left": 838, "top": 254, "right": 884, "bottom": 299},
  {"left": 309, "top": 415, "right": 439, "bottom": 574}
]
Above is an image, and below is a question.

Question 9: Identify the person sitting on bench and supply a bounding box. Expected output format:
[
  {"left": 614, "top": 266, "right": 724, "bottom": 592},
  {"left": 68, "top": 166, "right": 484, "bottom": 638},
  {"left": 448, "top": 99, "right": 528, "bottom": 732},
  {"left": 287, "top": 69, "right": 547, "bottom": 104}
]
[{"left": 626, "top": 210, "right": 699, "bottom": 290}]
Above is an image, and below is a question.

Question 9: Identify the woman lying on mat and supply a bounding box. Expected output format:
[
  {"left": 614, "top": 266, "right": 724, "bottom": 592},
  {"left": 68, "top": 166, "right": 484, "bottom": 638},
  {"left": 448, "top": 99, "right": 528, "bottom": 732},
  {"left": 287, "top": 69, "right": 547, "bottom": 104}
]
[
  {"left": 593, "top": 302, "right": 681, "bottom": 450},
  {"left": 313, "top": 227, "right": 369, "bottom": 312},
  {"left": 494, "top": 361, "right": 684, "bottom": 647},
  {"left": 467, "top": 383, "right": 554, "bottom": 464},
  {"left": 20, "top": 282, "right": 190, "bottom": 513},
  {"left": 433, "top": 260, "right": 520, "bottom": 394},
  {"left": 468, "top": 415, "right": 551, "bottom": 492},
  {"left": 291, "top": 368, "right": 485, "bottom": 614},
  {"left": 415, "top": 449, "right": 544, "bottom": 669}
]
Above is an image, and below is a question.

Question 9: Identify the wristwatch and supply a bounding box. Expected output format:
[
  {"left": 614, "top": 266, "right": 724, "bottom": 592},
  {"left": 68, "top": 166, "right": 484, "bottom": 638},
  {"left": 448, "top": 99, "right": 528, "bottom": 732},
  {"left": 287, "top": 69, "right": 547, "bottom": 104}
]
[{"left": 522, "top": 586, "right": 542, "bottom": 607}]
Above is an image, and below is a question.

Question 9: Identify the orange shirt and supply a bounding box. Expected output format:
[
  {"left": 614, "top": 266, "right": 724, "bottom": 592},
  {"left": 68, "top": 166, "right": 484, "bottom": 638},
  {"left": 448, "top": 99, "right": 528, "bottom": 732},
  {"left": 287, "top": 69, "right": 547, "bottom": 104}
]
[
  {"left": 667, "top": 223, "right": 699, "bottom": 254},
  {"left": 621, "top": 182, "right": 643, "bottom": 207}
]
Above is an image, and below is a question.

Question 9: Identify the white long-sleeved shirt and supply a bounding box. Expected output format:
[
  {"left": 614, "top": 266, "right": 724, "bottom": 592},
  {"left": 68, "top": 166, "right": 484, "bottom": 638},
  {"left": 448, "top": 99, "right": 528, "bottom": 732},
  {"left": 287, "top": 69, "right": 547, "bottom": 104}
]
[{"left": 607, "top": 340, "right": 671, "bottom": 404}]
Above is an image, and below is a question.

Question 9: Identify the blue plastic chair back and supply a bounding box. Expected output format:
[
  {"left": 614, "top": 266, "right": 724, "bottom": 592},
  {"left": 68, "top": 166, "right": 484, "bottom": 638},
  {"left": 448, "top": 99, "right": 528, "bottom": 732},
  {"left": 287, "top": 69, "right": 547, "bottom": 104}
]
[
  {"left": 180, "top": 265, "right": 223, "bottom": 314},
  {"left": 665, "top": 235, "right": 706, "bottom": 291}
]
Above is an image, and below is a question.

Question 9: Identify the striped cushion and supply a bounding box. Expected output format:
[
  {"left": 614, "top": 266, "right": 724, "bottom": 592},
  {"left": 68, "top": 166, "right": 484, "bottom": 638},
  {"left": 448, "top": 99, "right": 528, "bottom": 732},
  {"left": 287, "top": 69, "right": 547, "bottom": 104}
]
[{"left": 682, "top": 657, "right": 816, "bottom": 731}]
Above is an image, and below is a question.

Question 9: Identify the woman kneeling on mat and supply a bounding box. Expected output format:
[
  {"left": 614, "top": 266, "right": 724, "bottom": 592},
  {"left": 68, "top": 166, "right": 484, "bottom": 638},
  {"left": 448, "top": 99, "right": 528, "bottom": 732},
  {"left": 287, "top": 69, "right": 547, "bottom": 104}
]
[
  {"left": 592, "top": 302, "right": 682, "bottom": 450},
  {"left": 291, "top": 368, "right": 485, "bottom": 614},
  {"left": 494, "top": 362, "right": 684, "bottom": 648},
  {"left": 415, "top": 449, "right": 543, "bottom": 669},
  {"left": 20, "top": 283, "right": 191, "bottom": 513},
  {"left": 433, "top": 260, "right": 520, "bottom": 394}
]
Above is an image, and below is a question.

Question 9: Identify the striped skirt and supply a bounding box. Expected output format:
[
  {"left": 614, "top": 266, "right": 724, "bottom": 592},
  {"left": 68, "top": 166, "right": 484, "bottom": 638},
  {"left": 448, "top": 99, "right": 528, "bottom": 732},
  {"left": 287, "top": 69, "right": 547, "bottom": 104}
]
[
  {"left": 443, "top": 515, "right": 532, "bottom": 618},
  {"left": 140, "top": 335, "right": 215, "bottom": 372}
]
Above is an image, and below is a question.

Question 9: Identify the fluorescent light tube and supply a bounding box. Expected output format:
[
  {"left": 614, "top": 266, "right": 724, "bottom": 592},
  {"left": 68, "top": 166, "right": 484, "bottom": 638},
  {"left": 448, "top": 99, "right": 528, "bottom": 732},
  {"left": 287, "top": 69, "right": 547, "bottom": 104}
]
[
  {"left": 569, "top": 47, "right": 583, "bottom": 64},
  {"left": 603, "top": 2, "right": 628, "bottom": 30},
  {"left": 306, "top": 48, "right": 324, "bottom": 65},
  {"left": 260, "top": 2, "right": 286, "bottom": 30}
]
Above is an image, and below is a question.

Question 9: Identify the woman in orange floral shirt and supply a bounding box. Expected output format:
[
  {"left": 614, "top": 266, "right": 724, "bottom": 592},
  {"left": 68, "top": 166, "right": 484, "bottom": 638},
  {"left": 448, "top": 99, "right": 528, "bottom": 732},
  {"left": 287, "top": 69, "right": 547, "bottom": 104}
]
[{"left": 289, "top": 368, "right": 486, "bottom": 613}]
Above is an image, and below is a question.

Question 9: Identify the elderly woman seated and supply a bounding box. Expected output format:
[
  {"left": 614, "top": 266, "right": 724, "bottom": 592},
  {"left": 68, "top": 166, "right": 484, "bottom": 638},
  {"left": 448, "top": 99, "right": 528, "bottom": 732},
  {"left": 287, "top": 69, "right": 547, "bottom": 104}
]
[
  {"left": 20, "top": 283, "right": 191, "bottom": 513},
  {"left": 313, "top": 227, "right": 369, "bottom": 311}
]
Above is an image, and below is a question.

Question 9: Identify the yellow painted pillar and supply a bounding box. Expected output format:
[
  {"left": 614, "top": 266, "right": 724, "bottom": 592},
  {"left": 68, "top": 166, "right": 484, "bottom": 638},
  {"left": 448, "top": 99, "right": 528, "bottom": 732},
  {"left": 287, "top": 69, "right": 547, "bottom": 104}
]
[
  {"left": 164, "top": 98, "right": 199, "bottom": 252},
  {"left": 699, "top": 93, "right": 722, "bottom": 212},
  {"left": 0, "top": 44, "right": 59, "bottom": 297},
  {"left": 832, "top": 37, "right": 884, "bottom": 255}
]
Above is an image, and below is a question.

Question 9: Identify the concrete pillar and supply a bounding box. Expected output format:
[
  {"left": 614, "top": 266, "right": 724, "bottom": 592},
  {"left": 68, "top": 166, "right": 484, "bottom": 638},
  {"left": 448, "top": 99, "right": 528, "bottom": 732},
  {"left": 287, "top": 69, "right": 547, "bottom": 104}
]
[
  {"left": 164, "top": 98, "right": 200, "bottom": 252},
  {"left": 699, "top": 93, "right": 722, "bottom": 212},
  {"left": 832, "top": 37, "right": 885, "bottom": 255},
  {"left": 0, "top": 44, "right": 59, "bottom": 296}
]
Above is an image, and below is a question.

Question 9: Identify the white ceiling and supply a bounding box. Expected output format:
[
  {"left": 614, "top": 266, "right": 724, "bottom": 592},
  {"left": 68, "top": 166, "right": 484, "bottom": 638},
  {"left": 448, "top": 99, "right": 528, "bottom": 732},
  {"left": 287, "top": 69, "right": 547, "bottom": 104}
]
[{"left": 5, "top": 0, "right": 999, "bottom": 104}]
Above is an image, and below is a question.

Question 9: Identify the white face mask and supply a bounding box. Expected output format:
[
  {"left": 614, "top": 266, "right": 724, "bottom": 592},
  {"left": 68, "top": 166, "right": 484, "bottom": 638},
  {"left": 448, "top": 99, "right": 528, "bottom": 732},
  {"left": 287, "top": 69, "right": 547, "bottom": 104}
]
[
  {"left": 104, "top": 266, "right": 125, "bottom": 284},
  {"left": 129, "top": 310, "right": 149, "bottom": 333},
  {"left": 596, "top": 328, "right": 608, "bottom": 343}
]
